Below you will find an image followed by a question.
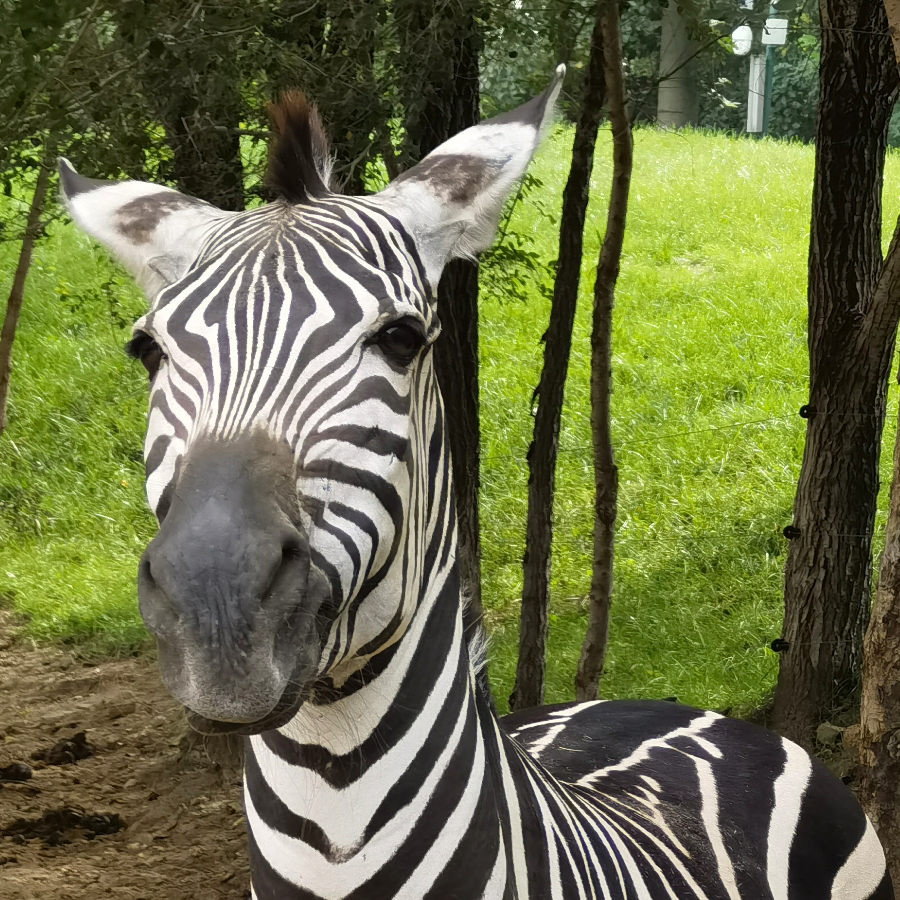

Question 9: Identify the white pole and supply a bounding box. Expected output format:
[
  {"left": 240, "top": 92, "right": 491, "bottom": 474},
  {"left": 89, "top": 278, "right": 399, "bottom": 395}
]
[{"left": 747, "top": 53, "right": 766, "bottom": 133}]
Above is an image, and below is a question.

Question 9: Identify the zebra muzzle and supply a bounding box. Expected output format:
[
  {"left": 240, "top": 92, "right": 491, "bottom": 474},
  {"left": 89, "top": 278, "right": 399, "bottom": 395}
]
[{"left": 136, "top": 432, "right": 331, "bottom": 731}]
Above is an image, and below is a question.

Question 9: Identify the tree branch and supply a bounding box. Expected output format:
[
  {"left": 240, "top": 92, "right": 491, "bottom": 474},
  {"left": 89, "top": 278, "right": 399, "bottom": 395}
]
[{"left": 575, "top": 0, "right": 633, "bottom": 701}]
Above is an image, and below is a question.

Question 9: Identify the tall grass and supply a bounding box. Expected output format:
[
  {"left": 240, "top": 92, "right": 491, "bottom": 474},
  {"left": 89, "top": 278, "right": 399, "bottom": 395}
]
[{"left": 1, "top": 127, "right": 898, "bottom": 711}]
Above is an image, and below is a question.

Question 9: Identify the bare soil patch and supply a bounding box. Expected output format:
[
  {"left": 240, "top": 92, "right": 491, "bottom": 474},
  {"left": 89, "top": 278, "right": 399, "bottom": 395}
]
[{"left": 0, "top": 614, "right": 249, "bottom": 899}]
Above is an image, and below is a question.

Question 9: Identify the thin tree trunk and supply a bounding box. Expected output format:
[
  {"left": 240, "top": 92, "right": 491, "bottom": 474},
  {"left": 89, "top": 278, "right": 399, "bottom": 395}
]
[
  {"left": 434, "top": 257, "right": 482, "bottom": 624},
  {"left": 575, "top": 0, "right": 632, "bottom": 702},
  {"left": 857, "top": 0, "right": 900, "bottom": 881},
  {"left": 400, "top": 6, "right": 484, "bottom": 628},
  {"left": 0, "top": 161, "right": 51, "bottom": 440},
  {"left": 773, "top": 0, "right": 898, "bottom": 747},
  {"left": 509, "top": 4, "right": 607, "bottom": 712},
  {"left": 656, "top": 0, "right": 699, "bottom": 127}
]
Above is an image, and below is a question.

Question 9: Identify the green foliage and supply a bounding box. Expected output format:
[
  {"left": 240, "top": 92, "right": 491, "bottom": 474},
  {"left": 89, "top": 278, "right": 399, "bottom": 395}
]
[
  {"left": 0, "top": 0, "right": 168, "bottom": 181},
  {"left": 481, "top": 0, "right": 596, "bottom": 117},
  {"left": 480, "top": 173, "right": 557, "bottom": 304},
  {"left": 5, "top": 127, "right": 899, "bottom": 707},
  {"left": 481, "top": 0, "right": 829, "bottom": 146},
  {"left": 697, "top": 0, "right": 821, "bottom": 141}
]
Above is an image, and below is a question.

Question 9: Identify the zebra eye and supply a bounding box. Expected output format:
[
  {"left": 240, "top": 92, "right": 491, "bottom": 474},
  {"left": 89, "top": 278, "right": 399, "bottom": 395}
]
[
  {"left": 126, "top": 331, "right": 167, "bottom": 380},
  {"left": 374, "top": 318, "right": 426, "bottom": 366}
]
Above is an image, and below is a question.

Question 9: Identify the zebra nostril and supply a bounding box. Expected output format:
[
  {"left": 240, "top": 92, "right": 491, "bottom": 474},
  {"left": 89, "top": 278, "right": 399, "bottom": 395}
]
[
  {"left": 257, "top": 534, "right": 307, "bottom": 605},
  {"left": 139, "top": 556, "right": 156, "bottom": 590},
  {"left": 282, "top": 542, "right": 301, "bottom": 565},
  {"left": 137, "top": 551, "right": 182, "bottom": 635}
]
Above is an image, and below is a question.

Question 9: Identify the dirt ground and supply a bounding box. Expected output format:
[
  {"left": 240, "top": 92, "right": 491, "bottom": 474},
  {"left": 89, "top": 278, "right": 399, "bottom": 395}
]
[
  {"left": 0, "top": 614, "right": 250, "bottom": 900},
  {"left": 0, "top": 615, "right": 862, "bottom": 900}
]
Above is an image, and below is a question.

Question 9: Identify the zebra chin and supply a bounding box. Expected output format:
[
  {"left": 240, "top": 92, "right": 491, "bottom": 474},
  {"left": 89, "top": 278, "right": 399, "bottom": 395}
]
[
  {"left": 182, "top": 676, "right": 311, "bottom": 737},
  {"left": 158, "top": 635, "right": 323, "bottom": 737},
  {"left": 149, "top": 599, "right": 328, "bottom": 736}
]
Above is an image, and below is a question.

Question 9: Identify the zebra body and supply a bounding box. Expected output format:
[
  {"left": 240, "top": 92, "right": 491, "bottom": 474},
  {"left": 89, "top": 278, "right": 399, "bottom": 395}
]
[
  {"left": 59, "top": 68, "right": 891, "bottom": 899},
  {"left": 246, "top": 564, "right": 887, "bottom": 900}
]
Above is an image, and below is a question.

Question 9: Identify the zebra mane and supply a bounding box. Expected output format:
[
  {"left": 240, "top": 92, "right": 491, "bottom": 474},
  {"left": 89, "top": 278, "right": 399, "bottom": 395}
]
[
  {"left": 266, "top": 91, "right": 334, "bottom": 203},
  {"left": 462, "top": 589, "right": 489, "bottom": 680}
]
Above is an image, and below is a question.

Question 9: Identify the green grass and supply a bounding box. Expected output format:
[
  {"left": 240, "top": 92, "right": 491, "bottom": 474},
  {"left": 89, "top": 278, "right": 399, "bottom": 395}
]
[
  {"left": 480, "top": 126, "right": 900, "bottom": 713},
  {"left": 1, "top": 126, "right": 898, "bottom": 711},
  {"left": 0, "top": 224, "right": 154, "bottom": 652}
]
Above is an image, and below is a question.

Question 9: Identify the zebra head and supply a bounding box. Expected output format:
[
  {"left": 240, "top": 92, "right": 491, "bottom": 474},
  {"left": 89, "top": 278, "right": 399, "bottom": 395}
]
[{"left": 60, "top": 68, "right": 564, "bottom": 734}]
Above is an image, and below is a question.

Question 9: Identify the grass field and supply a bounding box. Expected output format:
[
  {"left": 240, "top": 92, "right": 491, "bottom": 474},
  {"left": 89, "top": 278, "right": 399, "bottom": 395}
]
[{"left": 2, "top": 126, "right": 899, "bottom": 714}]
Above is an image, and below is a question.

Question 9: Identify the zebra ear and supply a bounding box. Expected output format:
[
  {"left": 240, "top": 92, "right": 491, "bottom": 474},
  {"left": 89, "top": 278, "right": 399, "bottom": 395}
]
[
  {"left": 375, "top": 64, "right": 565, "bottom": 288},
  {"left": 58, "top": 160, "right": 231, "bottom": 297}
]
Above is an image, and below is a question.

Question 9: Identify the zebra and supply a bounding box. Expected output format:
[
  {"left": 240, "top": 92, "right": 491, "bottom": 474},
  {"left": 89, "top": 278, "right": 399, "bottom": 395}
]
[{"left": 59, "top": 66, "right": 891, "bottom": 899}]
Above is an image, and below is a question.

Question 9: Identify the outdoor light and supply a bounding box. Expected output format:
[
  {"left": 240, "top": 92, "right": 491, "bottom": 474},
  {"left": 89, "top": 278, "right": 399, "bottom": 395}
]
[
  {"left": 735, "top": 6, "right": 789, "bottom": 135},
  {"left": 731, "top": 24, "right": 753, "bottom": 56}
]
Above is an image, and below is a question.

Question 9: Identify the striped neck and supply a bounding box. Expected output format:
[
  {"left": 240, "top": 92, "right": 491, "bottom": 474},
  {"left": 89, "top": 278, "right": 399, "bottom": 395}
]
[{"left": 242, "top": 525, "right": 512, "bottom": 899}]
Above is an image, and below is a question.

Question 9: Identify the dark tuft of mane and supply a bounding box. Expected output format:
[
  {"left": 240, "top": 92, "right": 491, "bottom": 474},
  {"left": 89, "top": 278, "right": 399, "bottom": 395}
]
[{"left": 266, "top": 91, "right": 333, "bottom": 203}]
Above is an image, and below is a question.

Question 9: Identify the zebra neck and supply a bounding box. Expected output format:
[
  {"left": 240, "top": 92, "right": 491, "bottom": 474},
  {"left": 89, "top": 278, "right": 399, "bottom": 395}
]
[{"left": 243, "top": 567, "right": 511, "bottom": 897}]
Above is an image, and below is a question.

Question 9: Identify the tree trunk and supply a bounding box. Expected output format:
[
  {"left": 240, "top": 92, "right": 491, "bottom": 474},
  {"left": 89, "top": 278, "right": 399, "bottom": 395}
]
[
  {"left": 856, "top": 0, "right": 900, "bottom": 882},
  {"left": 509, "top": 3, "right": 607, "bottom": 712},
  {"left": 575, "top": 0, "right": 632, "bottom": 702},
  {"left": 432, "top": 257, "right": 481, "bottom": 617},
  {"left": 860, "top": 358, "right": 900, "bottom": 887},
  {"left": 773, "top": 0, "right": 898, "bottom": 747},
  {"left": 0, "top": 161, "right": 50, "bottom": 441},
  {"left": 656, "top": 0, "right": 699, "bottom": 128},
  {"left": 400, "top": 6, "right": 484, "bottom": 628}
]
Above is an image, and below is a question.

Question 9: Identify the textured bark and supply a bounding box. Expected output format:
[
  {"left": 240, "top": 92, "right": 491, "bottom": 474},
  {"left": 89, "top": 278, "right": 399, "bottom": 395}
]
[
  {"left": 0, "top": 161, "right": 50, "bottom": 441},
  {"left": 402, "top": 8, "right": 484, "bottom": 626},
  {"left": 509, "top": 5, "right": 607, "bottom": 712},
  {"left": 887, "top": 0, "right": 900, "bottom": 62},
  {"left": 575, "top": 0, "right": 631, "bottom": 703},
  {"left": 860, "top": 384, "right": 900, "bottom": 888},
  {"left": 857, "top": 1, "right": 900, "bottom": 882},
  {"left": 773, "top": 0, "right": 899, "bottom": 746},
  {"left": 433, "top": 258, "right": 482, "bottom": 623}
]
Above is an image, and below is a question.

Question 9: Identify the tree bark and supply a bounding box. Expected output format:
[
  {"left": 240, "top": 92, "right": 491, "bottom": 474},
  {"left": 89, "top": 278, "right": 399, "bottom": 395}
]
[
  {"left": 656, "top": 0, "right": 699, "bottom": 128},
  {"left": 0, "top": 161, "right": 50, "bottom": 441},
  {"left": 509, "top": 4, "right": 607, "bottom": 712},
  {"left": 400, "top": 5, "right": 484, "bottom": 628},
  {"left": 773, "top": 0, "right": 899, "bottom": 746},
  {"left": 575, "top": 0, "right": 632, "bottom": 702},
  {"left": 860, "top": 349, "right": 900, "bottom": 887},
  {"left": 856, "top": 1, "right": 900, "bottom": 882},
  {"left": 433, "top": 258, "right": 482, "bottom": 623}
]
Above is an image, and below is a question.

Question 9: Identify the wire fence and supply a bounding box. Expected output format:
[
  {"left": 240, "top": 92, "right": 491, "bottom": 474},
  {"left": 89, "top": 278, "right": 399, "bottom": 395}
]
[{"left": 479, "top": 398, "right": 899, "bottom": 671}]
